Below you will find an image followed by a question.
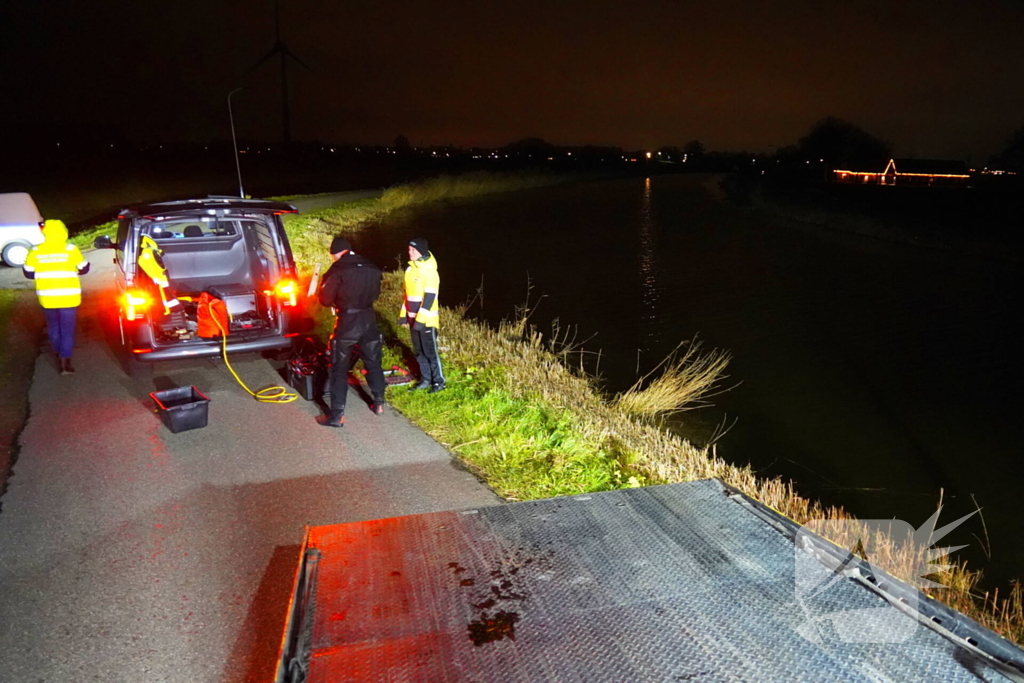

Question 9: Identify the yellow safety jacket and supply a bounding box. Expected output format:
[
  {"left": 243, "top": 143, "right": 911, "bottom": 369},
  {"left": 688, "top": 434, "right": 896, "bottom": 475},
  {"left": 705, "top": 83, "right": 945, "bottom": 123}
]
[
  {"left": 137, "top": 235, "right": 179, "bottom": 314},
  {"left": 23, "top": 220, "right": 89, "bottom": 309},
  {"left": 399, "top": 252, "right": 439, "bottom": 329}
]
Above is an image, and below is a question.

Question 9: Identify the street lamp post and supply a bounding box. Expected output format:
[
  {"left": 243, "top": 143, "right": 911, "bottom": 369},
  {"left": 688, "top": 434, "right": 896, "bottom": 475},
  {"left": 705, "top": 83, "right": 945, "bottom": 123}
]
[{"left": 228, "top": 88, "right": 245, "bottom": 198}]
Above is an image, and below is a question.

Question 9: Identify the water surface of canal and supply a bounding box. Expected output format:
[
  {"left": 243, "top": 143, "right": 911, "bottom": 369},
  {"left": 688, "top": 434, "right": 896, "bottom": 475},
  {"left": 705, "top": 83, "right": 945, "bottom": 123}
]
[{"left": 356, "top": 174, "right": 1022, "bottom": 587}]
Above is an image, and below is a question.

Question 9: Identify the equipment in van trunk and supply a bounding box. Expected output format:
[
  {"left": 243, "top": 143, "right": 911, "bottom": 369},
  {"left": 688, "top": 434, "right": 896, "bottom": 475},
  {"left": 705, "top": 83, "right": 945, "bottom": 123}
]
[
  {"left": 196, "top": 292, "right": 230, "bottom": 338},
  {"left": 208, "top": 284, "right": 266, "bottom": 332}
]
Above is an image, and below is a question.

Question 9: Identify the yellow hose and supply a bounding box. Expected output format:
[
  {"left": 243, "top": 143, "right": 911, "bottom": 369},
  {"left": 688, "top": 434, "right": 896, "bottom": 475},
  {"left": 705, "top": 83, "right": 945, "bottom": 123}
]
[{"left": 209, "top": 301, "right": 298, "bottom": 404}]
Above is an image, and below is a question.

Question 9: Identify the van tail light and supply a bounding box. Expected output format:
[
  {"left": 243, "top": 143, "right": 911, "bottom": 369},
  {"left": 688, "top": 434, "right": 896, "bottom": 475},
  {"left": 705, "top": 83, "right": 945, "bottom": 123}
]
[
  {"left": 275, "top": 279, "right": 297, "bottom": 307},
  {"left": 123, "top": 288, "right": 151, "bottom": 320}
]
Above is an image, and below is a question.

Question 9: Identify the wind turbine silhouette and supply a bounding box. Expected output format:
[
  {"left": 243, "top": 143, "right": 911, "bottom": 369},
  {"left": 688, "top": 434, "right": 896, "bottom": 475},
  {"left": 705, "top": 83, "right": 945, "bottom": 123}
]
[{"left": 248, "top": 0, "right": 312, "bottom": 146}]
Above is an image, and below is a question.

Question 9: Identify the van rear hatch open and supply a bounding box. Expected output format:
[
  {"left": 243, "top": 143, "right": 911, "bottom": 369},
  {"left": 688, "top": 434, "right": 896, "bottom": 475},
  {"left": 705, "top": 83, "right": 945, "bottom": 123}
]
[{"left": 123, "top": 209, "right": 300, "bottom": 356}]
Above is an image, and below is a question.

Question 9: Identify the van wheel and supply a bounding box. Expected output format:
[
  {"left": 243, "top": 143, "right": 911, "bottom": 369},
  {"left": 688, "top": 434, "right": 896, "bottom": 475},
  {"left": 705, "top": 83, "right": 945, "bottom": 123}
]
[{"left": 2, "top": 241, "right": 32, "bottom": 267}]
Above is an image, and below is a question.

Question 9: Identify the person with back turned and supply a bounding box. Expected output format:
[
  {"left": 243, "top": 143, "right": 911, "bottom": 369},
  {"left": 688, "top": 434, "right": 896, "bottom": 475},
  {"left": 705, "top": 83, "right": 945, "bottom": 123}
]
[
  {"left": 316, "top": 236, "right": 386, "bottom": 427},
  {"left": 22, "top": 219, "right": 90, "bottom": 375},
  {"left": 399, "top": 237, "right": 445, "bottom": 392}
]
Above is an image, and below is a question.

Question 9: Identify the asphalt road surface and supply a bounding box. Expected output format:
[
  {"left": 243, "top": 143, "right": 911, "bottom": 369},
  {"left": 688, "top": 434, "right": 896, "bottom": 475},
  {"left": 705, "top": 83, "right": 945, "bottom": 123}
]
[{"left": 0, "top": 193, "right": 500, "bottom": 682}]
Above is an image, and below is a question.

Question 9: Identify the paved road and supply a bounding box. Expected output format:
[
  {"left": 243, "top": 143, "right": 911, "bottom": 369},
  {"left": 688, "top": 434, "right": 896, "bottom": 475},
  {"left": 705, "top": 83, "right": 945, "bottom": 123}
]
[
  {"left": 0, "top": 264, "right": 33, "bottom": 290},
  {"left": 0, "top": 193, "right": 499, "bottom": 682}
]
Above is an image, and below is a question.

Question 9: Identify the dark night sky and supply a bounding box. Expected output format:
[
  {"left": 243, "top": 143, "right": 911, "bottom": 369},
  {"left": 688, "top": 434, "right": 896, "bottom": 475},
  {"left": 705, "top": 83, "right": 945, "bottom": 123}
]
[{"left": 4, "top": 0, "right": 1024, "bottom": 159}]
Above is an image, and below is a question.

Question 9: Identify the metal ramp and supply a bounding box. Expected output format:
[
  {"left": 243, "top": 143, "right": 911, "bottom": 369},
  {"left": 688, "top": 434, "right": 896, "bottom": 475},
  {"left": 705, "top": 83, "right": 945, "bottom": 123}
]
[{"left": 277, "top": 479, "right": 1024, "bottom": 682}]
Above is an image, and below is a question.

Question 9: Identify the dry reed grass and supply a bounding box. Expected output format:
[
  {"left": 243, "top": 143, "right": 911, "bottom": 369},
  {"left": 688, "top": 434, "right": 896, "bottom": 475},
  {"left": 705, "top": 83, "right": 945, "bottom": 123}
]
[{"left": 615, "top": 339, "right": 732, "bottom": 418}]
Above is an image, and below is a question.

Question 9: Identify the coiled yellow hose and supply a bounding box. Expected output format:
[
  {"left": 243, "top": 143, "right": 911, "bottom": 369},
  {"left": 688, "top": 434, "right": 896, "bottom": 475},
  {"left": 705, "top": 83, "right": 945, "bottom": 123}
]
[{"left": 209, "top": 301, "right": 299, "bottom": 404}]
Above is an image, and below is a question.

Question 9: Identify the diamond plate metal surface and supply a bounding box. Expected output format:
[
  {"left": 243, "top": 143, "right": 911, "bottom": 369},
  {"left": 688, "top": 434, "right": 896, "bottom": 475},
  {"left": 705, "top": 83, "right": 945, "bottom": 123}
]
[{"left": 300, "top": 480, "right": 1018, "bottom": 682}]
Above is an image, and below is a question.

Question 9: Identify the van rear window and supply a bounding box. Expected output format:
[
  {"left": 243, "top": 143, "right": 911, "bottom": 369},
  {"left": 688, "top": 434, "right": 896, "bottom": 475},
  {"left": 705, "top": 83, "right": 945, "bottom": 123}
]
[{"left": 148, "top": 219, "right": 238, "bottom": 239}]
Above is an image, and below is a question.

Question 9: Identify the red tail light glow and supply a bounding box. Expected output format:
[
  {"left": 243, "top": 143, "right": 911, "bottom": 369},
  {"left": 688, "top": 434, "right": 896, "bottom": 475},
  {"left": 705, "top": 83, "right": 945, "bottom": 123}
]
[
  {"left": 123, "top": 288, "right": 151, "bottom": 320},
  {"left": 275, "top": 279, "right": 297, "bottom": 307}
]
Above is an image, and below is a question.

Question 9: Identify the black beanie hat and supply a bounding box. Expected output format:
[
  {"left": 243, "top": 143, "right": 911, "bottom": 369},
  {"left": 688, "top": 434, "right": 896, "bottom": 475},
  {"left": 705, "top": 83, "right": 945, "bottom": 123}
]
[
  {"left": 330, "top": 236, "right": 351, "bottom": 255},
  {"left": 409, "top": 237, "right": 429, "bottom": 256}
]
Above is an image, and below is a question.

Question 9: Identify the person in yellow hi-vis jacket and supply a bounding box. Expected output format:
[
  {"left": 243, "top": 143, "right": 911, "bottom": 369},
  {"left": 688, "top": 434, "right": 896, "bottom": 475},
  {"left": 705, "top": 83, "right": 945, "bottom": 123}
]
[
  {"left": 136, "top": 235, "right": 182, "bottom": 316},
  {"left": 398, "top": 237, "right": 444, "bottom": 392},
  {"left": 22, "top": 219, "right": 90, "bottom": 375}
]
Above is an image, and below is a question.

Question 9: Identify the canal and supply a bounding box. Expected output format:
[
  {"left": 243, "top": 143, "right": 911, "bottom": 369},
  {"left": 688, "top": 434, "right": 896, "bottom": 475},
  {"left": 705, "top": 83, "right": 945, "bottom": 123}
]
[{"left": 355, "top": 173, "right": 1022, "bottom": 588}]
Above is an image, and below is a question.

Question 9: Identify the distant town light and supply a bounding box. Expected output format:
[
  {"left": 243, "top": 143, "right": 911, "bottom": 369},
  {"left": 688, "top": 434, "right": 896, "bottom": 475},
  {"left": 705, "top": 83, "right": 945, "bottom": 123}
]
[{"left": 645, "top": 152, "right": 652, "bottom": 159}]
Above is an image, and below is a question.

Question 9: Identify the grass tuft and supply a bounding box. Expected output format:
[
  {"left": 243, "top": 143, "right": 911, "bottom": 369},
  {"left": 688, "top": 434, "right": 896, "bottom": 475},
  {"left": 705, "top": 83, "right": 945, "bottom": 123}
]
[{"left": 615, "top": 338, "right": 732, "bottom": 418}]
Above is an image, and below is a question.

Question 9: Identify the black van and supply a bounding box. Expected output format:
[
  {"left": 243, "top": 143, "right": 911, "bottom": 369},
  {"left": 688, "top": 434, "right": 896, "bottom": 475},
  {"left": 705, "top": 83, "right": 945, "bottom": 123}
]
[{"left": 94, "top": 197, "right": 305, "bottom": 376}]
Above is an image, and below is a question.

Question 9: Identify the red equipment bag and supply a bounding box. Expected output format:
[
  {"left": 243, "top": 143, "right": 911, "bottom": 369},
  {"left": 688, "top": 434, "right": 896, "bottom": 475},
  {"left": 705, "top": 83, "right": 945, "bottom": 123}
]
[{"left": 196, "top": 292, "right": 230, "bottom": 338}]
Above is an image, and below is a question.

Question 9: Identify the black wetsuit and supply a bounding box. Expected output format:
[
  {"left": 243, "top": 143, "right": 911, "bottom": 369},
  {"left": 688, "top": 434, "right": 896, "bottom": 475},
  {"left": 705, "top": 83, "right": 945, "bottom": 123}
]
[{"left": 318, "top": 252, "right": 386, "bottom": 416}]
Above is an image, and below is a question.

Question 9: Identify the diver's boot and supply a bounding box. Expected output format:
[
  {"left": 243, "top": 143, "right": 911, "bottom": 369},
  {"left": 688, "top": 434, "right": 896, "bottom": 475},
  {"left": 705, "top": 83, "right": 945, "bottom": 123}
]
[{"left": 316, "top": 411, "right": 345, "bottom": 428}]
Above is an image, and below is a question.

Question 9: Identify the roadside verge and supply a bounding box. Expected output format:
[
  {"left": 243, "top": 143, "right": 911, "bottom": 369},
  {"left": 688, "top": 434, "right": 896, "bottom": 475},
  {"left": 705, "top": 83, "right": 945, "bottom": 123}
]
[{"left": 0, "top": 289, "right": 42, "bottom": 506}]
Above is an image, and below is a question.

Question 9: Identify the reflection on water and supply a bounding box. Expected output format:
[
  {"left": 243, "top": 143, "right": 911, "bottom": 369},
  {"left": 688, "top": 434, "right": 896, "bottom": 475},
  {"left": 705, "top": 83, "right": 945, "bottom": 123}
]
[
  {"left": 366, "top": 174, "right": 1022, "bottom": 587},
  {"left": 637, "top": 177, "right": 660, "bottom": 350}
]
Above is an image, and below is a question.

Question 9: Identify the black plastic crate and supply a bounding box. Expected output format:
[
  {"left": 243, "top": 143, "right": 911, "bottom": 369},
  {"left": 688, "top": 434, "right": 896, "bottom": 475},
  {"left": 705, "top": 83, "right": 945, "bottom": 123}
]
[{"left": 150, "top": 386, "right": 211, "bottom": 433}]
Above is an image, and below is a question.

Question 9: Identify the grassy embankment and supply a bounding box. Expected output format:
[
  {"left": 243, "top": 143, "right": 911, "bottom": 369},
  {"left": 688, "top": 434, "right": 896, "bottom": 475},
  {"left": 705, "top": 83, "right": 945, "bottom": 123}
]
[{"left": 284, "top": 173, "right": 1023, "bottom": 645}]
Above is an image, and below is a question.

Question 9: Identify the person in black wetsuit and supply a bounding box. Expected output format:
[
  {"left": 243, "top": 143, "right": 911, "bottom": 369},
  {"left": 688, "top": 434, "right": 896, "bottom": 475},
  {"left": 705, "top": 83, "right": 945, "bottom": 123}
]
[{"left": 316, "top": 236, "right": 386, "bottom": 427}]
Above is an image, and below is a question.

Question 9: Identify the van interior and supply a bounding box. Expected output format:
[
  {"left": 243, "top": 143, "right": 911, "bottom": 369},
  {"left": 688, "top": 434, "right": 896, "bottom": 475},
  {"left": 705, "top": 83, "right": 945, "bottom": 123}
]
[{"left": 142, "top": 217, "right": 285, "bottom": 341}]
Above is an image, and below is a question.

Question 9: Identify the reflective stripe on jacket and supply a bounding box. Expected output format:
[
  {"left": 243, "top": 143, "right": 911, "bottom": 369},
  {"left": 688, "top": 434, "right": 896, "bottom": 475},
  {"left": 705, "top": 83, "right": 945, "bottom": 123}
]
[
  {"left": 399, "top": 252, "right": 439, "bottom": 328},
  {"left": 23, "top": 220, "right": 88, "bottom": 308}
]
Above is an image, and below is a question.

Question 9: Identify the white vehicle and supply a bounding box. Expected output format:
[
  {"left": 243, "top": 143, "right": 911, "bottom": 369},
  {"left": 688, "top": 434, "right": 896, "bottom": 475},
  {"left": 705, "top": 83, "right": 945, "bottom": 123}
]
[{"left": 0, "top": 192, "right": 44, "bottom": 267}]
